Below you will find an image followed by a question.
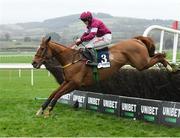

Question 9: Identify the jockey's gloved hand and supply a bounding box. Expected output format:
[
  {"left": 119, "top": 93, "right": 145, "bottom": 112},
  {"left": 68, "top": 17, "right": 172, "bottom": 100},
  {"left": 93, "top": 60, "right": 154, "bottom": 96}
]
[{"left": 75, "top": 38, "right": 82, "bottom": 46}]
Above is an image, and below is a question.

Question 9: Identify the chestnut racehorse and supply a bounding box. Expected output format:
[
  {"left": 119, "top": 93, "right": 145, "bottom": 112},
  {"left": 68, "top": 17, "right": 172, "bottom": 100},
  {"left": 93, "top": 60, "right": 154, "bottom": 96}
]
[{"left": 32, "top": 36, "right": 173, "bottom": 117}]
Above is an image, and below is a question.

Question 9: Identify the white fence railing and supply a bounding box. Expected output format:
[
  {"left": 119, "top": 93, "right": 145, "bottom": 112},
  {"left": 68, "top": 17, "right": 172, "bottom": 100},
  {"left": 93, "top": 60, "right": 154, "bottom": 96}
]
[
  {"left": 0, "top": 63, "right": 47, "bottom": 86},
  {"left": 143, "top": 25, "right": 180, "bottom": 64}
]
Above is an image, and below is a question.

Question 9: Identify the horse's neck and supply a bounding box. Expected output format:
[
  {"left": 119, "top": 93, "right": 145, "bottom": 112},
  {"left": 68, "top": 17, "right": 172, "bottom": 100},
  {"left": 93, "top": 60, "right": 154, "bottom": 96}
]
[{"left": 49, "top": 41, "right": 75, "bottom": 65}]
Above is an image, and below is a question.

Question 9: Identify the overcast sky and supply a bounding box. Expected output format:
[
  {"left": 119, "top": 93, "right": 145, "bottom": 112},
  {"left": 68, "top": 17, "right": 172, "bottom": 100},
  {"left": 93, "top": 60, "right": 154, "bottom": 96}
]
[{"left": 0, "top": 0, "right": 179, "bottom": 25}]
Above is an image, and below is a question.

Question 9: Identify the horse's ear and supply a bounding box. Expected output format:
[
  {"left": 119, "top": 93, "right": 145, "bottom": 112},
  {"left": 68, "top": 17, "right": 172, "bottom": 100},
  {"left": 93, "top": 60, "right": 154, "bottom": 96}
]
[
  {"left": 46, "top": 36, "right": 51, "bottom": 43},
  {"left": 42, "top": 37, "right": 46, "bottom": 42}
]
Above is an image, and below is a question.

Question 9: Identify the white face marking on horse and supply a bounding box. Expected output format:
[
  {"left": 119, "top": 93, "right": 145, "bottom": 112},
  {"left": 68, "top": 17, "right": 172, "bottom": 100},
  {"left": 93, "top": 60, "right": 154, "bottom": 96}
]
[{"left": 36, "top": 45, "right": 41, "bottom": 51}]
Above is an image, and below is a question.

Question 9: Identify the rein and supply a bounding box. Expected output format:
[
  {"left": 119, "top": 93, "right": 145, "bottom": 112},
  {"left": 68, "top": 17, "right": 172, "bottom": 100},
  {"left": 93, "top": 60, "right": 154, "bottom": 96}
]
[
  {"left": 57, "top": 58, "right": 82, "bottom": 69},
  {"left": 48, "top": 50, "right": 84, "bottom": 69},
  {"left": 59, "top": 50, "right": 84, "bottom": 69}
]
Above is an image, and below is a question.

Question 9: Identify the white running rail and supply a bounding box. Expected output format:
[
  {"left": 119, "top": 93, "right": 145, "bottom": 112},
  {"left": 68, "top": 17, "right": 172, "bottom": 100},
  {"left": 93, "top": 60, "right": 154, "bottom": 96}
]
[
  {"left": 143, "top": 25, "right": 180, "bottom": 64},
  {"left": 0, "top": 63, "right": 46, "bottom": 86}
]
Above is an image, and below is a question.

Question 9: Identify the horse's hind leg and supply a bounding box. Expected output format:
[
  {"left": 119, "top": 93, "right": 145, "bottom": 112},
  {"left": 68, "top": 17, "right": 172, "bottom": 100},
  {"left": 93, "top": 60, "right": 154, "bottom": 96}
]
[
  {"left": 158, "top": 57, "right": 173, "bottom": 72},
  {"left": 142, "top": 53, "right": 172, "bottom": 72},
  {"left": 153, "top": 53, "right": 173, "bottom": 72}
]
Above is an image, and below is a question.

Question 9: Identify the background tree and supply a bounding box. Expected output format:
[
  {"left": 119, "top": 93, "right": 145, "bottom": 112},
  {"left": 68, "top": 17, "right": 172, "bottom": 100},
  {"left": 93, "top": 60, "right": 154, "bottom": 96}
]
[
  {"left": 24, "top": 36, "right": 31, "bottom": 42},
  {"left": 4, "top": 33, "right": 10, "bottom": 41}
]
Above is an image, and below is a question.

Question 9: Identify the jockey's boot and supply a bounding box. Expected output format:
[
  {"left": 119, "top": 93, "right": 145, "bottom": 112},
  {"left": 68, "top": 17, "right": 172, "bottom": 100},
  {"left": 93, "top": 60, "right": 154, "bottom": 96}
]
[
  {"left": 85, "top": 60, "right": 98, "bottom": 66},
  {"left": 85, "top": 48, "right": 98, "bottom": 66}
]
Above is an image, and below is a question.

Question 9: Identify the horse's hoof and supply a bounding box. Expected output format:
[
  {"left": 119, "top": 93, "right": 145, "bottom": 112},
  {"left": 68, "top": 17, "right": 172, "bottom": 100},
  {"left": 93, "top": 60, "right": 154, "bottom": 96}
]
[
  {"left": 44, "top": 110, "right": 51, "bottom": 118},
  {"left": 166, "top": 64, "right": 173, "bottom": 72},
  {"left": 44, "top": 114, "right": 50, "bottom": 118},
  {"left": 44, "top": 111, "right": 51, "bottom": 118},
  {"left": 168, "top": 63, "right": 180, "bottom": 73},
  {"left": 36, "top": 107, "right": 44, "bottom": 116}
]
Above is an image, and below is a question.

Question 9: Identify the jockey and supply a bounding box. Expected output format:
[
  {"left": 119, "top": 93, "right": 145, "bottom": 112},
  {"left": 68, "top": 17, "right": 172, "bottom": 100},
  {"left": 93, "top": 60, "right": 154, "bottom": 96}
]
[{"left": 75, "top": 11, "right": 112, "bottom": 66}]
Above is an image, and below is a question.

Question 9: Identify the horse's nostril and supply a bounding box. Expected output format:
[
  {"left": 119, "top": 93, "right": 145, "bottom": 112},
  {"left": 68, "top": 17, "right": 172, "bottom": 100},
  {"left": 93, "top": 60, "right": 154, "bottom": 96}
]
[
  {"left": 42, "top": 60, "right": 46, "bottom": 64},
  {"left": 32, "top": 61, "right": 36, "bottom": 65}
]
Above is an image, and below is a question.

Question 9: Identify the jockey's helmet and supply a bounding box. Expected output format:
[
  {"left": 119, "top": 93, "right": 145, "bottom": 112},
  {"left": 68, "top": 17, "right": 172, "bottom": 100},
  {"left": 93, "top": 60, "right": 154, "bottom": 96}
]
[{"left": 80, "top": 11, "right": 92, "bottom": 22}]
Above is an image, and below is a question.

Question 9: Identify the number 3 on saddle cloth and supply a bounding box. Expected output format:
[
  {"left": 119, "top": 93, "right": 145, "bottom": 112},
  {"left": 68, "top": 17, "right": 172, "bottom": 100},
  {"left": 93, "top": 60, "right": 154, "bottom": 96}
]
[
  {"left": 81, "top": 47, "right": 111, "bottom": 68},
  {"left": 97, "top": 47, "right": 110, "bottom": 68}
]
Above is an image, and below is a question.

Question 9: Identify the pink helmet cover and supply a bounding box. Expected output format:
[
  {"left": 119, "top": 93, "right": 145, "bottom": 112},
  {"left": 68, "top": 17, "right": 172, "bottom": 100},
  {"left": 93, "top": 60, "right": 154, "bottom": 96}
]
[{"left": 80, "top": 11, "right": 92, "bottom": 21}]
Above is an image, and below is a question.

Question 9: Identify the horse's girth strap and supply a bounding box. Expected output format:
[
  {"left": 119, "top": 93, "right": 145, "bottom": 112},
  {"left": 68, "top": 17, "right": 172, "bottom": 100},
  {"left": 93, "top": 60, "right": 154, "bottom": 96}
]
[{"left": 93, "top": 67, "right": 99, "bottom": 82}]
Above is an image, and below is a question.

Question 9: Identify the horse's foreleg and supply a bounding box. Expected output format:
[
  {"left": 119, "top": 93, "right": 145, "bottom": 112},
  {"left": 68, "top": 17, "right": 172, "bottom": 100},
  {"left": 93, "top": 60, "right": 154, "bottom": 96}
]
[
  {"left": 44, "top": 81, "right": 78, "bottom": 117},
  {"left": 41, "top": 81, "right": 67, "bottom": 110},
  {"left": 36, "top": 81, "right": 67, "bottom": 116},
  {"left": 36, "top": 108, "right": 44, "bottom": 116}
]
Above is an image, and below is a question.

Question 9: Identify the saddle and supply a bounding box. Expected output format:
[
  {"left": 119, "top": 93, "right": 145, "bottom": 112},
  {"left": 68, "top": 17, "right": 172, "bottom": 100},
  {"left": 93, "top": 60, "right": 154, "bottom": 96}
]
[{"left": 81, "top": 47, "right": 110, "bottom": 68}]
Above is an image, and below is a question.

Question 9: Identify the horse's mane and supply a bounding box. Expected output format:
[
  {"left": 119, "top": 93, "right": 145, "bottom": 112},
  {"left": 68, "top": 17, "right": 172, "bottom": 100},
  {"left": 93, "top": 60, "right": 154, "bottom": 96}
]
[
  {"left": 49, "top": 40, "right": 67, "bottom": 48},
  {"left": 49, "top": 40, "right": 78, "bottom": 53}
]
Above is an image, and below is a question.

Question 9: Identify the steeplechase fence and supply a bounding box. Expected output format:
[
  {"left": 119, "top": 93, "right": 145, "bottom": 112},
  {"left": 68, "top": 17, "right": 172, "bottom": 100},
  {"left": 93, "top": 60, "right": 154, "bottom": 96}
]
[{"left": 36, "top": 90, "right": 180, "bottom": 127}]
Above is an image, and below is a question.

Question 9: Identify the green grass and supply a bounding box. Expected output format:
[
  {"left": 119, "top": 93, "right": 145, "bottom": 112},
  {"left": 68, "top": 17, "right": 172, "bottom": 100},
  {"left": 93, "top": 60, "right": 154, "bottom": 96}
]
[
  {"left": 1, "top": 69, "right": 180, "bottom": 137},
  {"left": 0, "top": 55, "right": 33, "bottom": 63},
  {"left": 0, "top": 52, "right": 34, "bottom": 63},
  {"left": 166, "top": 51, "right": 180, "bottom": 63}
]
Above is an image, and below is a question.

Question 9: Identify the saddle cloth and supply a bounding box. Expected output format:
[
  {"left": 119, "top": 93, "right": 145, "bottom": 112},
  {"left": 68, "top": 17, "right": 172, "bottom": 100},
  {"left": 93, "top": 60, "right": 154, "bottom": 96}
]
[
  {"left": 97, "top": 47, "right": 110, "bottom": 68},
  {"left": 81, "top": 47, "right": 110, "bottom": 68}
]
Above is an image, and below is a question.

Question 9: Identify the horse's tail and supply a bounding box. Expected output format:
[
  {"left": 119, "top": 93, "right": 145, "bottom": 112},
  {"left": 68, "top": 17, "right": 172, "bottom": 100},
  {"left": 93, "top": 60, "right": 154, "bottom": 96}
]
[{"left": 134, "top": 36, "right": 155, "bottom": 57}]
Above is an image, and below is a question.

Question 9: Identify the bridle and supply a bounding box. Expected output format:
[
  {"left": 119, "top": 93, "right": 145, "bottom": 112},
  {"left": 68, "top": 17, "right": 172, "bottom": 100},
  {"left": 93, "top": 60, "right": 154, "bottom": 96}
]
[
  {"left": 34, "top": 44, "right": 49, "bottom": 66},
  {"left": 35, "top": 42, "right": 84, "bottom": 69}
]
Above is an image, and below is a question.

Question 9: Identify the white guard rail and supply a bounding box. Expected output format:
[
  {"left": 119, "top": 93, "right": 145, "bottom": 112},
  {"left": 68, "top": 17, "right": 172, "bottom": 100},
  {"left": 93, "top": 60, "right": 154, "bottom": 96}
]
[
  {"left": 0, "top": 63, "right": 46, "bottom": 86},
  {"left": 143, "top": 25, "right": 180, "bottom": 64}
]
